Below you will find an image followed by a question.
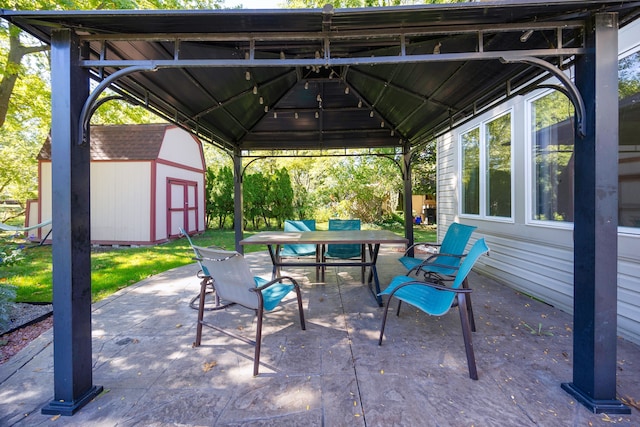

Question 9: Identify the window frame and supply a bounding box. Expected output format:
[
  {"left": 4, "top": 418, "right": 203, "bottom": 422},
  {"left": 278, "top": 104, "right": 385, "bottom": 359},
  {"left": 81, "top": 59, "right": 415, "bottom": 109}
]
[{"left": 458, "top": 108, "right": 514, "bottom": 222}]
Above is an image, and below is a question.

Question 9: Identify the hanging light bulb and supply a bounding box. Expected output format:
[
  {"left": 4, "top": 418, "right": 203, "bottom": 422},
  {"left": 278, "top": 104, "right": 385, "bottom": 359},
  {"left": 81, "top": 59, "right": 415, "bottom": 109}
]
[
  {"left": 273, "top": 112, "right": 277, "bottom": 118},
  {"left": 381, "top": 121, "right": 385, "bottom": 128},
  {"left": 259, "top": 96, "right": 264, "bottom": 105},
  {"left": 370, "top": 110, "right": 374, "bottom": 118},
  {"left": 280, "top": 50, "right": 285, "bottom": 60},
  {"left": 315, "top": 111, "right": 319, "bottom": 119},
  {"left": 264, "top": 105, "right": 268, "bottom": 112},
  {"left": 245, "top": 70, "right": 251, "bottom": 81},
  {"left": 344, "top": 87, "right": 350, "bottom": 95},
  {"left": 390, "top": 130, "right": 395, "bottom": 136},
  {"left": 304, "top": 81, "right": 309, "bottom": 90},
  {"left": 294, "top": 112, "right": 299, "bottom": 119},
  {"left": 253, "top": 85, "right": 258, "bottom": 95},
  {"left": 316, "top": 94, "right": 322, "bottom": 102},
  {"left": 358, "top": 100, "right": 362, "bottom": 108}
]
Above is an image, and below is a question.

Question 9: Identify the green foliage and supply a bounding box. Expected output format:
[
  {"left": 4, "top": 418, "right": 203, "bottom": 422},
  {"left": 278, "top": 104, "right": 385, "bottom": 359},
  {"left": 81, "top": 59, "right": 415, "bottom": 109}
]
[
  {"left": 207, "top": 165, "right": 235, "bottom": 228},
  {"left": 0, "top": 283, "right": 17, "bottom": 332},
  {"left": 0, "top": 233, "right": 26, "bottom": 267},
  {"left": 0, "top": 0, "right": 224, "bottom": 212}
]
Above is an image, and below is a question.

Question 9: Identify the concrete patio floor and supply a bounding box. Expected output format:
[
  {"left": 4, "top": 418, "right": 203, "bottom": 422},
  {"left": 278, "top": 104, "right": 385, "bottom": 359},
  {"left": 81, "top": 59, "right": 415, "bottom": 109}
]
[{"left": 1, "top": 247, "right": 639, "bottom": 426}]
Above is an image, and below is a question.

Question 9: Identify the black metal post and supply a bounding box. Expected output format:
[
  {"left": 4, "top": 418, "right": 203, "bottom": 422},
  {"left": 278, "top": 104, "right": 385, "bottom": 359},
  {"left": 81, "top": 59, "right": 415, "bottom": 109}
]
[
  {"left": 41, "top": 29, "right": 103, "bottom": 416},
  {"left": 233, "top": 149, "right": 244, "bottom": 253},
  {"left": 402, "top": 143, "right": 414, "bottom": 254},
  {"left": 561, "top": 12, "right": 630, "bottom": 414}
]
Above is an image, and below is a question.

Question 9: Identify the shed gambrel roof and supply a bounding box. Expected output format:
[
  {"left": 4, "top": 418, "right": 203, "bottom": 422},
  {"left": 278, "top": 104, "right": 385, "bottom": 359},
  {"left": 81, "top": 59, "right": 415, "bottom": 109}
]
[{"left": 37, "top": 124, "right": 176, "bottom": 161}]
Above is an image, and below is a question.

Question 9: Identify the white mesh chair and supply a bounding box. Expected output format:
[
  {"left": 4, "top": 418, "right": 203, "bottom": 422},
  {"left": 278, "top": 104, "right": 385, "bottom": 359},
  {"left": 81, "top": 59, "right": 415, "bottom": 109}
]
[{"left": 192, "top": 245, "right": 306, "bottom": 376}]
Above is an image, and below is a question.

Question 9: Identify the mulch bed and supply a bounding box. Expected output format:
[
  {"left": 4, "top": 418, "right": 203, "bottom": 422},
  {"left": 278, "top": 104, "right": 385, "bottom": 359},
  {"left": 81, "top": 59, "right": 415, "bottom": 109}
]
[{"left": 0, "top": 316, "right": 53, "bottom": 365}]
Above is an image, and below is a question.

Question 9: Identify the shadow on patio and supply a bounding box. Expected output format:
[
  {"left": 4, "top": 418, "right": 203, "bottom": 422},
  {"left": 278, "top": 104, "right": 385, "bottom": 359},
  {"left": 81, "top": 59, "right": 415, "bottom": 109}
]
[{"left": 1, "top": 247, "right": 639, "bottom": 426}]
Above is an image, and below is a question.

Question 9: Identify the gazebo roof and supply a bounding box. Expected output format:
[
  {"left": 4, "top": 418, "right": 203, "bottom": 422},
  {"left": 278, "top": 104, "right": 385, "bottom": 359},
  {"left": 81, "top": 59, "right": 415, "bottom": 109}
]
[{"left": 4, "top": 1, "right": 639, "bottom": 155}]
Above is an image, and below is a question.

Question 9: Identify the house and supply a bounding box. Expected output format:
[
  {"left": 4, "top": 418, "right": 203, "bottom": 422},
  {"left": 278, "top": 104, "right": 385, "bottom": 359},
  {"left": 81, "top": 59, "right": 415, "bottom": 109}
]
[
  {"left": 27, "top": 124, "right": 206, "bottom": 245},
  {"left": 436, "top": 19, "right": 640, "bottom": 345}
]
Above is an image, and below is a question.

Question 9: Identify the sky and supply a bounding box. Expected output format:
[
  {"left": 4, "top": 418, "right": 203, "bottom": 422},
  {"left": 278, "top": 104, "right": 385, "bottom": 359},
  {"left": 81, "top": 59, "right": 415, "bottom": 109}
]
[{"left": 225, "top": 0, "right": 286, "bottom": 8}]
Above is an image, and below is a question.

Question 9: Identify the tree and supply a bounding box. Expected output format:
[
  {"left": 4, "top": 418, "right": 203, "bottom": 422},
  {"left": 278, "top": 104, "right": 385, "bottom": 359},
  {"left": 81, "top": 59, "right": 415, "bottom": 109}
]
[
  {"left": 207, "top": 165, "right": 235, "bottom": 228},
  {"left": 0, "top": 0, "right": 223, "bottom": 212}
]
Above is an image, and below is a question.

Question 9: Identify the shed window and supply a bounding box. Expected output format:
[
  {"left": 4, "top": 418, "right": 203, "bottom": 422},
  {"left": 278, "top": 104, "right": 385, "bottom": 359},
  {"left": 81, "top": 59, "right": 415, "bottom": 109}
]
[{"left": 460, "top": 112, "right": 513, "bottom": 219}]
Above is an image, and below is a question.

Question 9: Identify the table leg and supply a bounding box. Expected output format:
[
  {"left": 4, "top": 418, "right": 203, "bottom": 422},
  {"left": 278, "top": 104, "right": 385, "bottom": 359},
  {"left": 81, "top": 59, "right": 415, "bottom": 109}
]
[{"left": 368, "top": 244, "right": 383, "bottom": 307}]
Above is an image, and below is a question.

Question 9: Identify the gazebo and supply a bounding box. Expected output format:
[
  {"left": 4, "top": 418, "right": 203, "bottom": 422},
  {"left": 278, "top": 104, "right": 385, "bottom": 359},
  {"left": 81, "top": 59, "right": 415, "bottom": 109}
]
[{"left": 2, "top": 0, "right": 639, "bottom": 416}]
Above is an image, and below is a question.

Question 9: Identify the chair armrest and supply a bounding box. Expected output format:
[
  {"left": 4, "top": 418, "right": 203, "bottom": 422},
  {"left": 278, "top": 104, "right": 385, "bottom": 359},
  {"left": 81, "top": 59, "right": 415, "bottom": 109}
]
[
  {"left": 403, "top": 242, "right": 441, "bottom": 256},
  {"left": 251, "top": 275, "right": 301, "bottom": 292},
  {"left": 387, "top": 279, "right": 473, "bottom": 297}
]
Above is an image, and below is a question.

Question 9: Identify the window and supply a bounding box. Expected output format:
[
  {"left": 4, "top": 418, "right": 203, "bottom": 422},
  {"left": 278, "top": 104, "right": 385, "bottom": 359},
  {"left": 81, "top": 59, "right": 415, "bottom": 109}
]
[
  {"left": 461, "top": 128, "right": 480, "bottom": 215},
  {"left": 619, "top": 50, "right": 640, "bottom": 228},
  {"left": 528, "top": 49, "right": 640, "bottom": 229},
  {"left": 460, "top": 112, "right": 512, "bottom": 219},
  {"left": 530, "top": 91, "right": 575, "bottom": 223}
]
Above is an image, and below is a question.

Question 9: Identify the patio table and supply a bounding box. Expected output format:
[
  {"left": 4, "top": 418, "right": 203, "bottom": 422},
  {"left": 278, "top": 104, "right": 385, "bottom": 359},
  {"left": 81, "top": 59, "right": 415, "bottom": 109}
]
[{"left": 240, "top": 230, "right": 408, "bottom": 306}]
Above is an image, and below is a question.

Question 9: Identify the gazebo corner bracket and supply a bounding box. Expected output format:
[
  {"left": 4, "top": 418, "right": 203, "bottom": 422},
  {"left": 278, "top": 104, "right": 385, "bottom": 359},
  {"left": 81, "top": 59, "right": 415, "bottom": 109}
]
[
  {"left": 78, "top": 65, "right": 158, "bottom": 145},
  {"left": 500, "top": 55, "right": 586, "bottom": 137}
]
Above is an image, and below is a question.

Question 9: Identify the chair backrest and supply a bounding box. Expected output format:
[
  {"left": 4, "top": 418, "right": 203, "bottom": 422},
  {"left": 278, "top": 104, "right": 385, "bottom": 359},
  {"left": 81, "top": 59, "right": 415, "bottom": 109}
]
[
  {"left": 180, "top": 227, "right": 211, "bottom": 277},
  {"left": 451, "top": 238, "right": 489, "bottom": 289},
  {"left": 326, "top": 219, "right": 361, "bottom": 258},
  {"left": 425, "top": 222, "right": 477, "bottom": 275},
  {"left": 193, "top": 245, "right": 260, "bottom": 309},
  {"left": 281, "top": 219, "right": 316, "bottom": 256}
]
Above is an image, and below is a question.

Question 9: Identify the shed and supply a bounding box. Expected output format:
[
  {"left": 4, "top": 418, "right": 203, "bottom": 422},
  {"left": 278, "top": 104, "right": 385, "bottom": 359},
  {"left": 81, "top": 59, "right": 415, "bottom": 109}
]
[{"left": 29, "top": 123, "right": 206, "bottom": 245}]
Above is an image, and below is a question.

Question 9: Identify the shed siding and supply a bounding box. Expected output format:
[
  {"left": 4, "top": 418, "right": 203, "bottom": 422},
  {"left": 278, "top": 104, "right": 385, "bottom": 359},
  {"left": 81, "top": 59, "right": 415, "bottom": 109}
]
[
  {"left": 437, "top": 24, "right": 640, "bottom": 344},
  {"left": 91, "top": 162, "right": 151, "bottom": 243},
  {"left": 158, "top": 127, "right": 205, "bottom": 171}
]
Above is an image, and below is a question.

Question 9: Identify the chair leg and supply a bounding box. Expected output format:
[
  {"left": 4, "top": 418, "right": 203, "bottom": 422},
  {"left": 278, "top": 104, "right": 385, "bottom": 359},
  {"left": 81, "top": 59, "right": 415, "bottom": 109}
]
[
  {"left": 254, "top": 306, "right": 264, "bottom": 377},
  {"left": 294, "top": 285, "right": 306, "bottom": 330},
  {"left": 194, "top": 277, "right": 209, "bottom": 347},
  {"left": 462, "top": 277, "right": 476, "bottom": 332},
  {"left": 457, "top": 294, "right": 478, "bottom": 380},
  {"left": 361, "top": 245, "right": 366, "bottom": 283},
  {"left": 396, "top": 300, "right": 402, "bottom": 317},
  {"left": 378, "top": 297, "right": 393, "bottom": 345}
]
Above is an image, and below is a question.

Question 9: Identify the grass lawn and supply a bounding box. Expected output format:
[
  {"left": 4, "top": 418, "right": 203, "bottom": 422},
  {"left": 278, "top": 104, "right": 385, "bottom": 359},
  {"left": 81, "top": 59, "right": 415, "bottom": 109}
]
[{"left": 1, "top": 225, "right": 436, "bottom": 304}]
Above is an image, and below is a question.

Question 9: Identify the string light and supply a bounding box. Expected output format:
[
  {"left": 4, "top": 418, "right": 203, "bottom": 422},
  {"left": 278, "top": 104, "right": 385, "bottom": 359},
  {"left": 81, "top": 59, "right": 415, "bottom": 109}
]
[
  {"left": 294, "top": 112, "right": 299, "bottom": 119},
  {"left": 315, "top": 111, "right": 319, "bottom": 119},
  {"left": 264, "top": 105, "right": 268, "bottom": 112},
  {"left": 253, "top": 85, "right": 258, "bottom": 95},
  {"left": 344, "top": 87, "right": 350, "bottom": 94},
  {"left": 358, "top": 100, "right": 362, "bottom": 108},
  {"left": 304, "top": 81, "right": 309, "bottom": 90},
  {"left": 245, "top": 70, "right": 251, "bottom": 81},
  {"left": 370, "top": 110, "right": 374, "bottom": 118},
  {"left": 273, "top": 112, "right": 277, "bottom": 118},
  {"left": 259, "top": 96, "right": 264, "bottom": 105}
]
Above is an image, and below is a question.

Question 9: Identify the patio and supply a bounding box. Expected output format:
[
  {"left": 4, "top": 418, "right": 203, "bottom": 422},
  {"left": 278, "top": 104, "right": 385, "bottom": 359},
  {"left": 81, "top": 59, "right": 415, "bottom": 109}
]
[{"left": 1, "top": 247, "right": 638, "bottom": 426}]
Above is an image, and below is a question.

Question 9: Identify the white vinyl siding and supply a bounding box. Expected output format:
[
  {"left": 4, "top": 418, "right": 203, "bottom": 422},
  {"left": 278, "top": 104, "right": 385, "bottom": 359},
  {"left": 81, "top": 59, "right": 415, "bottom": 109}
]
[{"left": 437, "top": 18, "right": 640, "bottom": 345}]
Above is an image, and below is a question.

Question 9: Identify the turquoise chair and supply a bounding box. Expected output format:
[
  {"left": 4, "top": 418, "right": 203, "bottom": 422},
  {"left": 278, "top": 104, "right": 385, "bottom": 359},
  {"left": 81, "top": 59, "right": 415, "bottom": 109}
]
[
  {"left": 379, "top": 238, "right": 489, "bottom": 380},
  {"left": 323, "top": 219, "right": 365, "bottom": 282},
  {"left": 193, "top": 245, "right": 306, "bottom": 376},
  {"left": 280, "top": 219, "right": 316, "bottom": 257},
  {"left": 399, "top": 222, "right": 476, "bottom": 281}
]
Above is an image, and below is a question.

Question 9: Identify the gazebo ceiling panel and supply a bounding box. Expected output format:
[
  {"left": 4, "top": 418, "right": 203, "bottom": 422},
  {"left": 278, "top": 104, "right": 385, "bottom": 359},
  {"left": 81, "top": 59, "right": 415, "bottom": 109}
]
[{"left": 3, "top": 1, "right": 640, "bottom": 154}]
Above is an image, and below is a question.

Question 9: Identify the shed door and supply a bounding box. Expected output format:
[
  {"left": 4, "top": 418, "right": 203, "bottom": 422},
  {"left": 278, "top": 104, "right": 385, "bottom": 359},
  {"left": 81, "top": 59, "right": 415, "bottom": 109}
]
[{"left": 167, "top": 179, "right": 199, "bottom": 238}]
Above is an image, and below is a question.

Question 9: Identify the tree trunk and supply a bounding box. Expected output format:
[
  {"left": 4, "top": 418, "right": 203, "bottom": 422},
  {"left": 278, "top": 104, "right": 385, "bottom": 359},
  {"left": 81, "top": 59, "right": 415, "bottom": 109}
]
[{"left": 0, "top": 24, "right": 48, "bottom": 128}]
